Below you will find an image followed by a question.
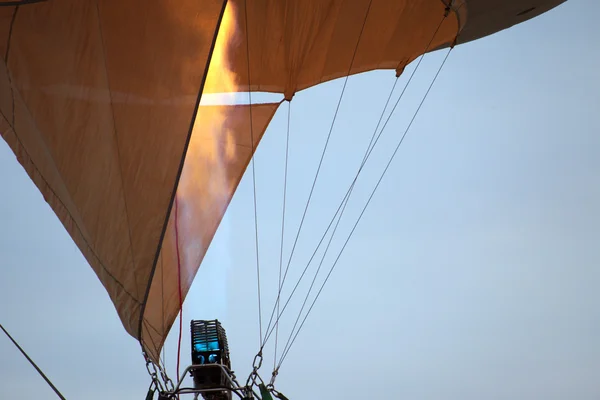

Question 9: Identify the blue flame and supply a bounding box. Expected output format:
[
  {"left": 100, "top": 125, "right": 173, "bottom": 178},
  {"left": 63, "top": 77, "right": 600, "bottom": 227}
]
[{"left": 194, "top": 340, "right": 220, "bottom": 353}]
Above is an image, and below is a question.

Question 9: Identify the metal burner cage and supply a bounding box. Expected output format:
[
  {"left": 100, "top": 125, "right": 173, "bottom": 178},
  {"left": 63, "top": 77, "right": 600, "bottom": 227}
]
[{"left": 190, "top": 320, "right": 232, "bottom": 400}]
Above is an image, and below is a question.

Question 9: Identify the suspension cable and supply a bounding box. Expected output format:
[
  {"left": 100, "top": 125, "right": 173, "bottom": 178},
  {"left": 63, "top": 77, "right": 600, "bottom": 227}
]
[
  {"left": 261, "top": 177, "right": 351, "bottom": 347},
  {"left": 274, "top": 100, "right": 291, "bottom": 369},
  {"left": 276, "top": 13, "right": 449, "bottom": 354},
  {"left": 277, "top": 47, "right": 454, "bottom": 369},
  {"left": 0, "top": 323, "right": 67, "bottom": 399},
  {"left": 244, "top": 0, "right": 263, "bottom": 345},
  {"left": 277, "top": 188, "right": 350, "bottom": 364},
  {"left": 261, "top": 77, "right": 398, "bottom": 347},
  {"left": 261, "top": 11, "right": 450, "bottom": 348},
  {"left": 262, "top": 0, "right": 375, "bottom": 347}
]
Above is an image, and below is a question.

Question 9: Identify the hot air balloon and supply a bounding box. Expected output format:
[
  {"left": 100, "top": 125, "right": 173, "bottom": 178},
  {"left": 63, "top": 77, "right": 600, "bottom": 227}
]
[{"left": 0, "top": 0, "right": 571, "bottom": 398}]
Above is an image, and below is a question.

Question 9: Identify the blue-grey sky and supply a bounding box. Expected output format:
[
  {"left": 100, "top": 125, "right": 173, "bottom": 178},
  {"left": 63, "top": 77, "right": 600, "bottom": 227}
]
[{"left": 1, "top": 1, "right": 599, "bottom": 399}]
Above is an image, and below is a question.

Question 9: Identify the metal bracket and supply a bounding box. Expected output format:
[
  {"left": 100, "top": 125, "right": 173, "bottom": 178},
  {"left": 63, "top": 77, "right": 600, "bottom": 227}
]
[{"left": 161, "top": 364, "right": 263, "bottom": 399}]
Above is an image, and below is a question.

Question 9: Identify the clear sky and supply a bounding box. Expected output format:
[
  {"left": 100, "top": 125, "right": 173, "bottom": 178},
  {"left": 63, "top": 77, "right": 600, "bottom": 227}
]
[{"left": 1, "top": 1, "right": 599, "bottom": 399}]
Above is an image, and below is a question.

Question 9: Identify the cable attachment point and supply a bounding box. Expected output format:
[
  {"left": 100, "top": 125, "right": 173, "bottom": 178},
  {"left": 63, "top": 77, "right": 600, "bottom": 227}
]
[
  {"left": 143, "top": 352, "right": 165, "bottom": 394},
  {"left": 271, "top": 389, "right": 290, "bottom": 400},
  {"left": 283, "top": 91, "right": 295, "bottom": 102},
  {"left": 443, "top": 0, "right": 455, "bottom": 17},
  {"left": 246, "top": 351, "right": 266, "bottom": 389},
  {"left": 268, "top": 367, "right": 279, "bottom": 388},
  {"left": 252, "top": 351, "right": 264, "bottom": 371},
  {"left": 246, "top": 369, "right": 265, "bottom": 388},
  {"left": 160, "top": 367, "right": 175, "bottom": 393}
]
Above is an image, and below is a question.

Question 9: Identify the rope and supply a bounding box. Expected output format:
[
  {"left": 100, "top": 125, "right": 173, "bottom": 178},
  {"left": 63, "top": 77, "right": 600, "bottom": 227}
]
[
  {"left": 160, "top": 243, "right": 167, "bottom": 375},
  {"left": 244, "top": 0, "right": 263, "bottom": 345},
  {"left": 277, "top": 47, "right": 454, "bottom": 368},
  {"left": 277, "top": 196, "right": 348, "bottom": 364},
  {"left": 262, "top": 0, "right": 375, "bottom": 347},
  {"left": 274, "top": 101, "right": 291, "bottom": 369},
  {"left": 0, "top": 323, "right": 66, "bottom": 399},
  {"left": 174, "top": 198, "right": 183, "bottom": 379}
]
